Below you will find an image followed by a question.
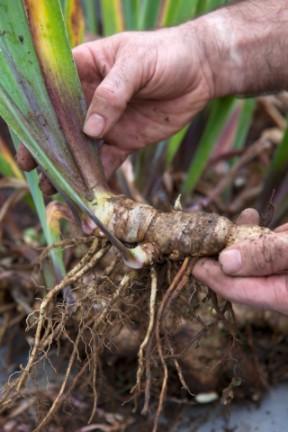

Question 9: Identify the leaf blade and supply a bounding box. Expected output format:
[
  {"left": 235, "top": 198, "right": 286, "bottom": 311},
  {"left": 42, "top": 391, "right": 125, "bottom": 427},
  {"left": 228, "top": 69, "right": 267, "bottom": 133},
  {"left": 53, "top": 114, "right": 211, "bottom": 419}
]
[
  {"left": 64, "top": 0, "right": 85, "bottom": 47},
  {"left": 182, "top": 97, "right": 235, "bottom": 194}
]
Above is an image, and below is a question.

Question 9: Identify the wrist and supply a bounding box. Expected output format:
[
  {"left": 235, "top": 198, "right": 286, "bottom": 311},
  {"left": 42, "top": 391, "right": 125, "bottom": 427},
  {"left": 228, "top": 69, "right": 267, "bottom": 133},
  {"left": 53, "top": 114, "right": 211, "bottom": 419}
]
[
  {"left": 177, "top": 20, "right": 216, "bottom": 102},
  {"left": 193, "top": 8, "right": 244, "bottom": 99},
  {"left": 188, "top": 1, "right": 288, "bottom": 99}
]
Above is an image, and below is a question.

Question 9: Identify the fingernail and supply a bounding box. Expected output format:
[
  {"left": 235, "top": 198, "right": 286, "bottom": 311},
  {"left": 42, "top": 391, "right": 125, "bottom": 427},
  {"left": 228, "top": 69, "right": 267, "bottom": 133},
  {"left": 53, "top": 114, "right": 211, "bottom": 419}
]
[
  {"left": 219, "top": 249, "right": 242, "bottom": 274},
  {"left": 83, "top": 113, "right": 105, "bottom": 137}
]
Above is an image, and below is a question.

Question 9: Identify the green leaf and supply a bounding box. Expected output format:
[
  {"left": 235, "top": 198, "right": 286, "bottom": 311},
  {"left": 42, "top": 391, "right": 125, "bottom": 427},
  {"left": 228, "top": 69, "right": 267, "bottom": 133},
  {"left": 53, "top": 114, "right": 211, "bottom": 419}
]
[
  {"left": 182, "top": 96, "right": 235, "bottom": 194},
  {"left": 166, "top": 127, "right": 188, "bottom": 167},
  {"left": 11, "top": 132, "right": 66, "bottom": 282},
  {"left": 0, "top": 0, "right": 106, "bottom": 218},
  {"left": 196, "top": 0, "right": 227, "bottom": 15},
  {"left": 205, "top": 0, "right": 228, "bottom": 11},
  {"left": 232, "top": 99, "right": 256, "bottom": 151},
  {"left": 81, "top": 0, "right": 98, "bottom": 34},
  {"left": 101, "top": 0, "right": 124, "bottom": 35},
  {"left": 122, "top": 0, "right": 141, "bottom": 30},
  {"left": 161, "top": 0, "right": 198, "bottom": 26},
  {"left": 258, "top": 124, "right": 288, "bottom": 213},
  {"left": 138, "top": 0, "right": 161, "bottom": 30}
]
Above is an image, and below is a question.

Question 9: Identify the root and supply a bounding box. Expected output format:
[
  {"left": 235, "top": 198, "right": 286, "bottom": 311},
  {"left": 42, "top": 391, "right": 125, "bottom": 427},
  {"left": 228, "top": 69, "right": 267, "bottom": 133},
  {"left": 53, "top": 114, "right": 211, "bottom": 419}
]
[
  {"left": 142, "top": 338, "right": 153, "bottom": 415},
  {"left": 83, "top": 326, "right": 100, "bottom": 426},
  {"left": 38, "top": 236, "right": 94, "bottom": 265},
  {"left": 133, "top": 267, "right": 158, "bottom": 397},
  {"left": 32, "top": 331, "right": 81, "bottom": 432},
  {"left": 153, "top": 258, "right": 195, "bottom": 432},
  {"left": 88, "top": 346, "right": 98, "bottom": 424},
  {"left": 92, "top": 273, "right": 133, "bottom": 329},
  {"left": 167, "top": 339, "right": 194, "bottom": 397},
  {"left": 153, "top": 339, "right": 168, "bottom": 432},
  {"left": 16, "top": 240, "right": 107, "bottom": 392},
  {"left": 2, "top": 195, "right": 277, "bottom": 431}
]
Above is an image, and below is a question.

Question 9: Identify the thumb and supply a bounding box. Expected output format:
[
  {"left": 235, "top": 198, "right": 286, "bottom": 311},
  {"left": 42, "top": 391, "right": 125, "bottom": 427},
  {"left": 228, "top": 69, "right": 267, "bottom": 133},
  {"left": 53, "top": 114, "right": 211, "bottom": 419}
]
[
  {"left": 83, "top": 58, "right": 140, "bottom": 138},
  {"left": 219, "top": 232, "right": 288, "bottom": 277}
]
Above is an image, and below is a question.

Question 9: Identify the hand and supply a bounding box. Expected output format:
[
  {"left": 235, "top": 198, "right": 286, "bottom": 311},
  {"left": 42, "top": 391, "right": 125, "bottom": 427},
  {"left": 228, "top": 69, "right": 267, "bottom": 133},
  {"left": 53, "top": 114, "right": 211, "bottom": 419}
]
[
  {"left": 192, "top": 209, "right": 288, "bottom": 315},
  {"left": 73, "top": 25, "right": 212, "bottom": 176}
]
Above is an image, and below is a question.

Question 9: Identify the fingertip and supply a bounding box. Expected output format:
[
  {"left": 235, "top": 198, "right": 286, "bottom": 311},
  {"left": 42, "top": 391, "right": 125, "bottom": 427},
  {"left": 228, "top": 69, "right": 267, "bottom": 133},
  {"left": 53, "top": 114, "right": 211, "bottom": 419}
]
[
  {"left": 83, "top": 113, "right": 105, "bottom": 138},
  {"left": 192, "top": 258, "right": 235, "bottom": 300},
  {"left": 274, "top": 223, "right": 288, "bottom": 233},
  {"left": 219, "top": 249, "right": 242, "bottom": 275},
  {"left": 236, "top": 208, "right": 260, "bottom": 226}
]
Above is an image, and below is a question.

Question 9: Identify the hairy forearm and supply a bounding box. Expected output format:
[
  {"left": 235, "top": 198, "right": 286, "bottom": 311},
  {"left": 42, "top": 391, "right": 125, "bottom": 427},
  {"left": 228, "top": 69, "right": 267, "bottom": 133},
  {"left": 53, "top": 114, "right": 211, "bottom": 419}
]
[{"left": 184, "top": 0, "right": 288, "bottom": 98}]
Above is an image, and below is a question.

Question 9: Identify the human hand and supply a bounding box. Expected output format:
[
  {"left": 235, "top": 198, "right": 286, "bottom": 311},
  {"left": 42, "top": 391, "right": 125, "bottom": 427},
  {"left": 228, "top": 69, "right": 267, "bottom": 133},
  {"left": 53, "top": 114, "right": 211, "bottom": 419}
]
[
  {"left": 16, "top": 23, "right": 212, "bottom": 184},
  {"left": 193, "top": 209, "right": 288, "bottom": 315},
  {"left": 73, "top": 25, "right": 212, "bottom": 176}
]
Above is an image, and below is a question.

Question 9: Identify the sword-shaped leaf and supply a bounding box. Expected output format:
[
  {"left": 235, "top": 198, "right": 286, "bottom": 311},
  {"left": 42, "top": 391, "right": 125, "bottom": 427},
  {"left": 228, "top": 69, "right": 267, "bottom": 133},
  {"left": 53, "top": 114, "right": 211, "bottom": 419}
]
[
  {"left": 81, "top": 0, "right": 98, "bottom": 35},
  {"left": 101, "top": 0, "right": 124, "bottom": 35},
  {"left": 0, "top": 0, "right": 107, "bottom": 217}
]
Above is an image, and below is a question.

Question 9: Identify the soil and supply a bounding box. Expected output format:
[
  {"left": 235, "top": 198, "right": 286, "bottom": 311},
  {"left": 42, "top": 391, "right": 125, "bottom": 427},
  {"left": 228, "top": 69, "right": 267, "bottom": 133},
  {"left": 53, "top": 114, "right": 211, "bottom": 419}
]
[{"left": 1, "top": 94, "right": 288, "bottom": 431}]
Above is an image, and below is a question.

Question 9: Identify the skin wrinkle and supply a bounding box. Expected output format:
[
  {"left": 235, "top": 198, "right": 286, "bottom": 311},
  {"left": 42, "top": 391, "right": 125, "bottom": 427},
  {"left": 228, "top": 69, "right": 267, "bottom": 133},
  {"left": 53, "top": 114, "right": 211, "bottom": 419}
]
[
  {"left": 192, "top": 0, "right": 288, "bottom": 98},
  {"left": 180, "top": 23, "right": 215, "bottom": 101},
  {"left": 194, "top": 260, "right": 288, "bottom": 313}
]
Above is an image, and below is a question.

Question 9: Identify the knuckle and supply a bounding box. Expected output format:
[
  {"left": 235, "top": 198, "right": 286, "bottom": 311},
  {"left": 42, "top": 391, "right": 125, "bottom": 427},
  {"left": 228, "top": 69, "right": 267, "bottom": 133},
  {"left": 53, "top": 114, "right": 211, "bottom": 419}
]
[{"left": 96, "top": 85, "right": 126, "bottom": 110}]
